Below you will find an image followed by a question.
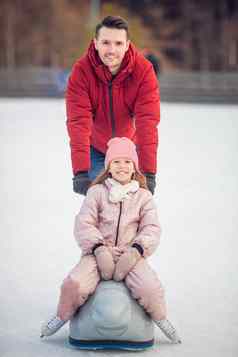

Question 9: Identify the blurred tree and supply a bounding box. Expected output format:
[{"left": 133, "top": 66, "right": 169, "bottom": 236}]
[
  {"left": 108, "top": 0, "right": 238, "bottom": 71},
  {"left": 0, "top": 0, "right": 17, "bottom": 67},
  {"left": 0, "top": 0, "right": 93, "bottom": 68},
  {"left": 0, "top": 0, "right": 237, "bottom": 71}
]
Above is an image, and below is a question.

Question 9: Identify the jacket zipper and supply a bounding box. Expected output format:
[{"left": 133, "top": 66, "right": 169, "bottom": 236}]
[
  {"left": 108, "top": 81, "right": 116, "bottom": 137},
  {"left": 115, "top": 202, "right": 122, "bottom": 246}
]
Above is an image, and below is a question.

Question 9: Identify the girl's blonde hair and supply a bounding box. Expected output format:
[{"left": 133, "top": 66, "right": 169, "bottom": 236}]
[{"left": 91, "top": 166, "right": 148, "bottom": 190}]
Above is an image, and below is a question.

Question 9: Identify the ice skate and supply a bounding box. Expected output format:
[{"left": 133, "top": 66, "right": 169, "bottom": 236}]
[
  {"left": 40, "top": 315, "right": 66, "bottom": 338},
  {"left": 155, "top": 319, "right": 181, "bottom": 343}
]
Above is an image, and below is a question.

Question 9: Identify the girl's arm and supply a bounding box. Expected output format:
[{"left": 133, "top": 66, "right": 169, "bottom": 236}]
[
  {"left": 74, "top": 186, "right": 104, "bottom": 255},
  {"left": 113, "top": 192, "right": 161, "bottom": 281},
  {"left": 133, "top": 192, "right": 161, "bottom": 258}
]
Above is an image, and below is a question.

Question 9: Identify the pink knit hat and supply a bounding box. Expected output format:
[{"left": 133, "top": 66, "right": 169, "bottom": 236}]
[{"left": 105, "top": 137, "right": 139, "bottom": 170}]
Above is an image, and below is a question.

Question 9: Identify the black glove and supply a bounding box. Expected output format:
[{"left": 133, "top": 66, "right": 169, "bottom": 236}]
[
  {"left": 73, "top": 172, "right": 92, "bottom": 195},
  {"left": 144, "top": 173, "right": 156, "bottom": 195}
]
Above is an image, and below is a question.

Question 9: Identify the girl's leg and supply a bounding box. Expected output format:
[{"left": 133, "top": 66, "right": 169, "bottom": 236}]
[
  {"left": 125, "top": 259, "right": 181, "bottom": 343},
  {"left": 57, "top": 255, "right": 100, "bottom": 321},
  {"left": 125, "top": 258, "right": 166, "bottom": 321},
  {"left": 41, "top": 255, "right": 100, "bottom": 337}
]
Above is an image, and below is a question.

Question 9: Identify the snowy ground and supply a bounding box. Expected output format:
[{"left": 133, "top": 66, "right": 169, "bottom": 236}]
[{"left": 0, "top": 99, "right": 238, "bottom": 357}]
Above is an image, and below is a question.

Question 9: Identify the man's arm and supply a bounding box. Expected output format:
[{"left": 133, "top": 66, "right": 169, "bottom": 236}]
[
  {"left": 66, "top": 63, "right": 93, "bottom": 175},
  {"left": 134, "top": 66, "right": 160, "bottom": 174},
  {"left": 134, "top": 65, "right": 160, "bottom": 193}
]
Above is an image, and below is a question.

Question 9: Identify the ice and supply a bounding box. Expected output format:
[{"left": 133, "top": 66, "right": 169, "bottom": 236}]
[{"left": 0, "top": 98, "right": 238, "bottom": 356}]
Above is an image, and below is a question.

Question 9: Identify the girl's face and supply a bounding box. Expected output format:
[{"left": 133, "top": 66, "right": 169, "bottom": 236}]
[{"left": 109, "top": 158, "right": 135, "bottom": 185}]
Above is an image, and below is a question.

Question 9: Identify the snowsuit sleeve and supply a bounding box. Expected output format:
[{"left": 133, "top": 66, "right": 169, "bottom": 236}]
[
  {"left": 134, "top": 66, "right": 160, "bottom": 174},
  {"left": 74, "top": 186, "right": 104, "bottom": 255},
  {"left": 133, "top": 191, "right": 161, "bottom": 257},
  {"left": 66, "top": 63, "right": 93, "bottom": 174}
]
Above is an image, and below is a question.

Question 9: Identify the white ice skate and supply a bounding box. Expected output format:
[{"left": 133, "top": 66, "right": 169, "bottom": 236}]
[
  {"left": 40, "top": 315, "right": 66, "bottom": 338},
  {"left": 155, "top": 319, "right": 181, "bottom": 343}
]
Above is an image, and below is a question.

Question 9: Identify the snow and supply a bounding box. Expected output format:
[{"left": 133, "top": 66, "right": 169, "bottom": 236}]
[{"left": 0, "top": 98, "right": 238, "bottom": 356}]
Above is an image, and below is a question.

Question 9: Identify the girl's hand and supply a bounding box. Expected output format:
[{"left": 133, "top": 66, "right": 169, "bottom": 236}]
[
  {"left": 108, "top": 246, "right": 125, "bottom": 263},
  {"left": 94, "top": 246, "right": 115, "bottom": 280},
  {"left": 113, "top": 247, "right": 141, "bottom": 281}
]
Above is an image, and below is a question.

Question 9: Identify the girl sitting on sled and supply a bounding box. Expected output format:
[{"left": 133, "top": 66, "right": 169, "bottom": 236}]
[{"left": 41, "top": 137, "right": 181, "bottom": 343}]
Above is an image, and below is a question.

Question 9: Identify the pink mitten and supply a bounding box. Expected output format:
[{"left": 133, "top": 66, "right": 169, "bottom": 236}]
[
  {"left": 94, "top": 245, "right": 115, "bottom": 280},
  {"left": 108, "top": 246, "right": 125, "bottom": 263},
  {"left": 113, "top": 247, "right": 141, "bottom": 281}
]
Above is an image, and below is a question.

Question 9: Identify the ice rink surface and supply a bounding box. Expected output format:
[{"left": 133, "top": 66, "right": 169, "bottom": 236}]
[{"left": 1, "top": 98, "right": 238, "bottom": 357}]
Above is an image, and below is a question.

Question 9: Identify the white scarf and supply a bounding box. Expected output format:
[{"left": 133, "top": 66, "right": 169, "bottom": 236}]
[{"left": 106, "top": 178, "right": 139, "bottom": 203}]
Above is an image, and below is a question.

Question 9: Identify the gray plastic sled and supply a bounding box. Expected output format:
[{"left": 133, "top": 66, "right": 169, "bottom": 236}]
[{"left": 69, "top": 280, "right": 155, "bottom": 350}]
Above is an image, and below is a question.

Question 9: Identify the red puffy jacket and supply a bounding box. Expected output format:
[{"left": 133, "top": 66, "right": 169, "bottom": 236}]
[{"left": 66, "top": 42, "right": 160, "bottom": 175}]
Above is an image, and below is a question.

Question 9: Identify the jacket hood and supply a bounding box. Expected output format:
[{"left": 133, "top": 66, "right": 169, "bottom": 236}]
[{"left": 87, "top": 40, "right": 137, "bottom": 84}]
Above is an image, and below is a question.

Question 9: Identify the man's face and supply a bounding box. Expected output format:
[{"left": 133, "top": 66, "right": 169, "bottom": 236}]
[{"left": 94, "top": 26, "right": 130, "bottom": 74}]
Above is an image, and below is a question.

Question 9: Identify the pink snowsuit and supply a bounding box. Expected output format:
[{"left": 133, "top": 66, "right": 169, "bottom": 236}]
[{"left": 57, "top": 182, "right": 167, "bottom": 321}]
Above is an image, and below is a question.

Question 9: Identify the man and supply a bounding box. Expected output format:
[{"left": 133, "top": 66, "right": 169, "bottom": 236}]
[{"left": 66, "top": 16, "right": 160, "bottom": 195}]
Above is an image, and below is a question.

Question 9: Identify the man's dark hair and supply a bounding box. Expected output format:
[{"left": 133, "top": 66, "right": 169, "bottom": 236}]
[{"left": 95, "top": 16, "right": 129, "bottom": 39}]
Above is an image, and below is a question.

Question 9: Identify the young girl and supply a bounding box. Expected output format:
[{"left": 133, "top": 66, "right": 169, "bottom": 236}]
[{"left": 41, "top": 137, "right": 181, "bottom": 343}]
